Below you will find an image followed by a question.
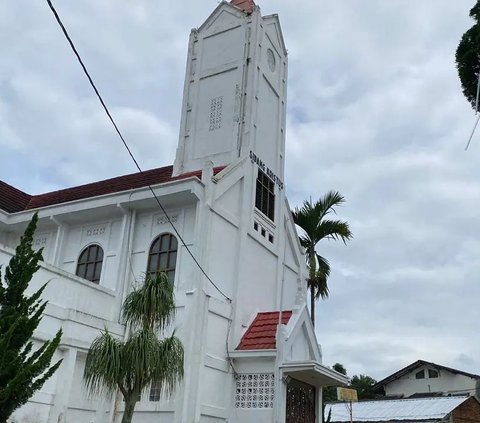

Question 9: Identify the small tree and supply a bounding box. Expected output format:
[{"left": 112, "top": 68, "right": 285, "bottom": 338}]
[
  {"left": 323, "top": 363, "right": 347, "bottom": 402},
  {"left": 84, "top": 272, "right": 184, "bottom": 423},
  {"left": 456, "top": 0, "right": 480, "bottom": 109},
  {"left": 292, "top": 192, "right": 352, "bottom": 325},
  {"left": 323, "top": 363, "right": 348, "bottom": 423},
  {"left": 0, "top": 213, "right": 62, "bottom": 421},
  {"left": 350, "top": 374, "right": 377, "bottom": 400}
]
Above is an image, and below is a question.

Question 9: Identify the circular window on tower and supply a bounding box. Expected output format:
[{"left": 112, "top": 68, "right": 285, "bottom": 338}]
[{"left": 267, "top": 48, "right": 276, "bottom": 72}]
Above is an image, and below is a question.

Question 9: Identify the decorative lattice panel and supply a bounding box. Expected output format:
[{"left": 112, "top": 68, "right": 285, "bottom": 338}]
[
  {"left": 235, "top": 373, "right": 275, "bottom": 409},
  {"left": 209, "top": 96, "right": 223, "bottom": 131}
]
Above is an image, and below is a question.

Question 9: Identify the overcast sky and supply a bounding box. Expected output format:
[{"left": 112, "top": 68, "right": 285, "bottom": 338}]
[{"left": 1, "top": 0, "right": 479, "bottom": 382}]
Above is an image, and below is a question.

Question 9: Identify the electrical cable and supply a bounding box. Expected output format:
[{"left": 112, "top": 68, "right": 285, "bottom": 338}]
[{"left": 45, "top": 0, "right": 231, "bottom": 303}]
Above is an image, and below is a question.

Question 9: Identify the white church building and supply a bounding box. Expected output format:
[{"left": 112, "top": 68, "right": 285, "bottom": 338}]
[{"left": 0, "top": 1, "right": 348, "bottom": 422}]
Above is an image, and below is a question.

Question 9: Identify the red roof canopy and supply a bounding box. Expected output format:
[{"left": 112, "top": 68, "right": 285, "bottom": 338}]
[
  {"left": 0, "top": 165, "right": 225, "bottom": 213},
  {"left": 237, "top": 311, "right": 292, "bottom": 350}
]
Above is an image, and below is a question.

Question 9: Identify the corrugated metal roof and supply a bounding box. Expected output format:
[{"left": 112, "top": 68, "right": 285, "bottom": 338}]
[{"left": 326, "top": 396, "right": 469, "bottom": 422}]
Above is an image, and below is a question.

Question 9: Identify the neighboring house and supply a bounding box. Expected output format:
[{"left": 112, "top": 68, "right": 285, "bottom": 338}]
[
  {"left": 373, "top": 360, "right": 480, "bottom": 399},
  {"left": 0, "top": 1, "right": 347, "bottom": 422},
  {"left": 326, "top": 396, "right": 480, "bottom": 423}
]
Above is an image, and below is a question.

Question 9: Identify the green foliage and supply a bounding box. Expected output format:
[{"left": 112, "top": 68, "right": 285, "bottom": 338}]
[
  {"left": 122, "top": 273, "right": 176, "bottom": 331},
  {"left": 323, "top": 363, "right": 348, "bottom": 403},
  {"left": 292, "top": 192, "right": 352, "bottom": 324},
  {"left": 333, "top": 363, "right": 347, "bottom": 375},
  {"left": 84, "top": 272, "right": 184, "bottom": 423},
  {"left": 350, "top": 374, "right": 377, "bottom": 400},
  {"left": 456, "top": 0, "right": 480, "bottom": 109},
  {"left": 0, "top": 213, "right": 62, "bottom": 421}
]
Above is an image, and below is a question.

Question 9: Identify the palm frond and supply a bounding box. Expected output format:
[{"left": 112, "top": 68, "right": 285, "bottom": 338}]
[
  {"left": 315, "top": 253, "right": 330, "bottom": 279},
  {"left": 123, "top": 272, "right": 176, "bottom": 331},
  {"left": 151, "top": 334, "right": 184, "bottom": 398},
  {"left": 293, "top": 201, "right": 319, "bottom": 238},
  {"left": 84, "top": 330, "right": 123, "bottom": 395},
  {"left": 315, "top": 219, "right": 352, "bottom": 245},
  {"left": 316, "top": 191, "right": 346, "bottom": 220},
  {"left": 122, "top": 328, "right": 160, "bottom": 389},
  {"left": 307, "top": 272, "right": 329, "bottom": 300}
]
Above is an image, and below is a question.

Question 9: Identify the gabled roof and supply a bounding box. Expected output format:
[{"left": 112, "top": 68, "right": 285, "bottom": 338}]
[
  {"left": 230, "top": 0, "right": 256, "bottom": 14},
  {"left": 237, "top": 311, "right": 292, "bottom": 350},
  {"left": 374, "top": 360, "right": 480, "bottom": 390},
  {"left": 0, "top": 165, "right": 225, "bottom": 213},
  {"left": 326, "top": 396, "right": 472, "bottom": 422}
]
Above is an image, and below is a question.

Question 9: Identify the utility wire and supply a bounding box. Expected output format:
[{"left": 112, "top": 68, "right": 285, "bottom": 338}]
[
  {"left": 45, "top": 0, "right": 231, "bottom": 302},
  {"left": 465, "top": 113, "right": 480, "bottom": 151}
]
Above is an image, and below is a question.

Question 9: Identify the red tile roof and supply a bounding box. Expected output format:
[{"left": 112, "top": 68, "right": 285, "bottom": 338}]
[
  {"left": 0, "top": 180, "right": 32, "bottom": 213},
  {"left": 230, "top": 0, "right": 256, "bottom": 14},
  {"left": 237, "top": 311, "right": 292, "bottom": 350},
  {"left": 0, "top": 165, "right": 225, "bottom": 213}
]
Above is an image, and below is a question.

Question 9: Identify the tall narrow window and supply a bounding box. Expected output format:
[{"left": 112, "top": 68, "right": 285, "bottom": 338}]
[
  {"left": 149, "top": 380, "right": 162, "bottom": 402},
  {"left": 147, "top": 233, "right": 178, "bottom": 282},
  {"left": 76, "top": 244, "right": 104, "bottom": 284},
  {"left": 255, "top": 170, "right": 275, "bottom": 221}
]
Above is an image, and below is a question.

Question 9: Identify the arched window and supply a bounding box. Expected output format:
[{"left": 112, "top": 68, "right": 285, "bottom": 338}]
[
  {"left": 76, "top": 244, "right": 104, "bottom": 284},
  {"left": 147, "top": 233, "right": 178, "bottom": 282}
]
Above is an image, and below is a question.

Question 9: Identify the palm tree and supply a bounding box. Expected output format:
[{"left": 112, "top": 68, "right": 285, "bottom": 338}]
[
  {"left": 83, "top": 272, "right": 184, "bottom": 423},
  {"left": 292, "top": 191, "right": 352, "bottom": 325}
]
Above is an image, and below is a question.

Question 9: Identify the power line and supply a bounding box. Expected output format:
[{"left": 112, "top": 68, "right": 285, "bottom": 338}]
[{"left": 45, "top": 0, "right": 231, "bottom": 303}]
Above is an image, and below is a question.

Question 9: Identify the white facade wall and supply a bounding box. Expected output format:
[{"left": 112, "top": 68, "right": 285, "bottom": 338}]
[{"left": 0, "top": 163, "right": 306, "bottom": 423}]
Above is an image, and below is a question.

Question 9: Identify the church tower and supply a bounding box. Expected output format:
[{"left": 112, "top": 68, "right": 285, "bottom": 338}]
[{"left": 173, "top": 0, "right": 288, "bottom": 185}]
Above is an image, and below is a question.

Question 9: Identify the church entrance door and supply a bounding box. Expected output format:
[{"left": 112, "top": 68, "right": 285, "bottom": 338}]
[{"left": 285, "top": 378, "right": 316, "bottom": 423}]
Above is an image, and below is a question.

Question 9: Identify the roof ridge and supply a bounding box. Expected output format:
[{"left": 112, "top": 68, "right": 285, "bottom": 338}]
[{"left": 1, "top": 165, "right": 226, "bottom": 213}]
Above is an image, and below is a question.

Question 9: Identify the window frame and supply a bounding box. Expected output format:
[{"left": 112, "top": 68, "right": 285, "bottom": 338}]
[
  {"left": 255, "top": 169, "right": 275, "bottom": 221},
  {"left": 149, "top": 380, "right": 162, "bottom": 402},
  {"left": 146, "top": 233, "right": 178, "bottom": 283},
  {"left": 415, "top": 370, "right": 425, "bottom": 379},
  {"left": 428, "top": 369, "right": 439, "bottom": 378},
  {"left": 76, "top": 243, "right": 104, "bottom": 284}
]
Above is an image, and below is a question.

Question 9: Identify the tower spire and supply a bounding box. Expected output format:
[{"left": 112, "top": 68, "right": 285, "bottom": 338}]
[{"left": 230, "top": 0, "right": 256, "bottom": 14}]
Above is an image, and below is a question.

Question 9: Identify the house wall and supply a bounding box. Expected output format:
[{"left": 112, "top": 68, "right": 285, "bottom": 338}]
[
  {"left": 452, "top": 397, "right": 480, "bottom": 423},
  {"left": 385, "top": 365, "right": 477, "bottom": 397}
]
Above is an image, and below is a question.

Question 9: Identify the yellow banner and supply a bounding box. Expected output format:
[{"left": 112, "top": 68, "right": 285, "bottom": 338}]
[{"left": 337, "top": 387, "right": 358, "bottom": 402}]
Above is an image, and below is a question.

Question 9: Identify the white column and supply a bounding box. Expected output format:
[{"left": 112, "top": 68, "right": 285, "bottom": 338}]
[{"left": 47, "top": 347, "right": 77, "bottom": 423}]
